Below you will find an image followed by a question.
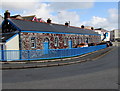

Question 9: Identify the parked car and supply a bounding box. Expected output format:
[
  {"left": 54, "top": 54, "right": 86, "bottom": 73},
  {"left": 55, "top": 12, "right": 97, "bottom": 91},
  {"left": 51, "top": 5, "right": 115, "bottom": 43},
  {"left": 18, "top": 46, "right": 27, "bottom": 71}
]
[
  {"left": 106, "top": 41, "right": 113, "bottom": 46},
  {"left": 88, "top": 43, "right": 97, "bottom": 47},
  {"left": 75, "top": 43, "right": 88, "bottom": 48},
  {"left": 97, "top": 41, "right": 113, "bottom": 47}
]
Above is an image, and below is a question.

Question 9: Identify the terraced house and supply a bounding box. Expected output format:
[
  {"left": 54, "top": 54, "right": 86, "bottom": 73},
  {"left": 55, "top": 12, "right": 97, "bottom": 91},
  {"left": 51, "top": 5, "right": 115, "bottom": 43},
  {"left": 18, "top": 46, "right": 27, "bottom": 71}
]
[{"left": 1, "top": 10, "right": 101, "bottom": 51}]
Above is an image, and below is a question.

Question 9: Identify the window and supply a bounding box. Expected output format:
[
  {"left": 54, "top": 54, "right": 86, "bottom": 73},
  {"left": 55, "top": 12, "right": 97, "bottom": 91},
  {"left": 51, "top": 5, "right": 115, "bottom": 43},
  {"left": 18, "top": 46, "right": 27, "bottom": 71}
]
[
  {"left": 74, "top": 37, "right": 77, "bottom": 44},
  {"left": 64, "top": 37, "right": 68, "bottom": 46},
  {"left": 78, "top": 37, "right": 81, "bottom": 44},
  {"left": 54, "top": 37, "right": 59, "bottom": 47},
  {"left": 44, "top": 38, "right": 49, "bottom": 42},
  {"left": 76, "top": 37, "right": 79, "bottom": 44},
  {"left": 31, "top": 37, "right": 36, "bottom": 48},
  {"left": 85, "top": 38, "right": 89, "bottom": 43}
]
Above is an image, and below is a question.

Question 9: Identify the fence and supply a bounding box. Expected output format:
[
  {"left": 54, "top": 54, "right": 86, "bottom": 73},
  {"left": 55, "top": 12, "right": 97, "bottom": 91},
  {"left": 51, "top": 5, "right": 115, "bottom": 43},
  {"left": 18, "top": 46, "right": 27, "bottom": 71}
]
[{"left": 0, "top": 45, "right": 107, "bottom": 61}]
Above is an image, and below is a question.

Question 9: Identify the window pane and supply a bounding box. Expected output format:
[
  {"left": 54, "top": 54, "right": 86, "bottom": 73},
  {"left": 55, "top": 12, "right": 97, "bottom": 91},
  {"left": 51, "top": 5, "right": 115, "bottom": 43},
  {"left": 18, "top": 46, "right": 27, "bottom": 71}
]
[
  {"left": 55, "top": 37, "right": 59, "bottom": 47},
  {"left": 31, "top": 37, "right": 36, "bottom": 48}
]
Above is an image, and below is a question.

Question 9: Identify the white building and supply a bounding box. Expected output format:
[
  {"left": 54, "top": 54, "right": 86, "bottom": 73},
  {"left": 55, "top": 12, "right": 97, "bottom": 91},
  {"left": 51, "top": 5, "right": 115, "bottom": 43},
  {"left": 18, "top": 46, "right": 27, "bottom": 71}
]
[
  {"left": 0, "top": 15, "right": 3, "bottom": 33},
  {"left": 0, "top": 15, "right": 3, "bottom": 24},
  {"left": 94, "top": 28, "right": 110, "bottom": 42},
  {"left": 110, "top": 29, "right": 120, "bottom": 42}
]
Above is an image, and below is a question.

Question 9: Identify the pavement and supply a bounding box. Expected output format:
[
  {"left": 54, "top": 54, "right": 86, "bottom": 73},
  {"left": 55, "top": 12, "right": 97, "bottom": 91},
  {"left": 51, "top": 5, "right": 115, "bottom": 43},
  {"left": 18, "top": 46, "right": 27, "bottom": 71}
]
[{"left": 1, "top": 46, "right": 114, "bottom": 70}]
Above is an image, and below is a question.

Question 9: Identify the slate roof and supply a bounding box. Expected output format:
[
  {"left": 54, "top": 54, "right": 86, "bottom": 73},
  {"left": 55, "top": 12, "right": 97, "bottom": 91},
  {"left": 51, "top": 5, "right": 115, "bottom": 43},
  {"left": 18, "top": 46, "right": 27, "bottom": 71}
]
[{"left": 8, "top": 18, "right": 99, "bottom": 35}]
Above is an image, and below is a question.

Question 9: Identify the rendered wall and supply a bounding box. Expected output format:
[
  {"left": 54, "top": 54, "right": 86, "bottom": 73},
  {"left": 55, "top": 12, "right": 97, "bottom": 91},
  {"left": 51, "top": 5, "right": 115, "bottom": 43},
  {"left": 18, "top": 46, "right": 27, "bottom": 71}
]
[
  {"left": 5, "top": 34, "right": 19, "bottom": 61},
  {"left": 5, "top": 34, "right": 19, "bottom": 50}
]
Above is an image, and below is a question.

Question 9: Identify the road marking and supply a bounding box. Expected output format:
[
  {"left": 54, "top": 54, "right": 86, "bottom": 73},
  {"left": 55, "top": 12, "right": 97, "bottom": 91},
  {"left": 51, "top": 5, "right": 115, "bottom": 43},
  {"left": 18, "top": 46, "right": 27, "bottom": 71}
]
[{"left": 92, "top": 48, "right": 115, "bottom": 61}]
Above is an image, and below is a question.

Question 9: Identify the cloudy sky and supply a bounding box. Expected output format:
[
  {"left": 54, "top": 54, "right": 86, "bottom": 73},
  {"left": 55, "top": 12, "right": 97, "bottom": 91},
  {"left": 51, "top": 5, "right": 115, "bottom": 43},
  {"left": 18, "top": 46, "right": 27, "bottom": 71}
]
[{"left": 0, "top": 0, "right": 119, "bottom": 31}]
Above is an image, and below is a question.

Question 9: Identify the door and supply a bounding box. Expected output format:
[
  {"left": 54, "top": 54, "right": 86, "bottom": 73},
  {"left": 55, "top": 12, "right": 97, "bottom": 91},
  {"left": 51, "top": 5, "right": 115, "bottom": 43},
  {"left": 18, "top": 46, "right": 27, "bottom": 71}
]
[
  {"left": 69, "top": 40, "right": 72, "bottom": 48},
  {"left": 43, "top": 42, "right": 49, "bottom": 54}
]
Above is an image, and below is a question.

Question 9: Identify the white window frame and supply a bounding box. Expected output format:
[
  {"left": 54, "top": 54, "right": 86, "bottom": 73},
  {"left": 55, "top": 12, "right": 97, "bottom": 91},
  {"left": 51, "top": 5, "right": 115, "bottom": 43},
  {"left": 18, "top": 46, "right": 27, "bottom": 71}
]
[
  {"left": 31, "top": 37, "right": 36, "bottom": 48},
  {"left": 54, "top": 37, "right": 59, "bottom": 47},
  {"left": 64, "top": 37, "right": 68, "bottom": 46}
]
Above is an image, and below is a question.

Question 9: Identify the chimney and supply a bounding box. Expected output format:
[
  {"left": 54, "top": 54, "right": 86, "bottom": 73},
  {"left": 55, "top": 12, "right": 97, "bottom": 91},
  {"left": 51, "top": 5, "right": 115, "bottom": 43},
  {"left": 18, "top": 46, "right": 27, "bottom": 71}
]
[
  {"left": 91, "top": 27, "right": 94, "bottom": 30},
  {"left": 4, "top": 10, "right": 10, "bottom": 19},
  {"left": 81, "top": 25, "right": 84, "bottom": 29},
  {"left": 65, "top": 22, "right": 69, "bottom": 26},
  {"left": 65, "top": 21, "right": 70, "bottom": 26},
  {"left": 47, "top": 18, "right": 51, "bottom": 23}
]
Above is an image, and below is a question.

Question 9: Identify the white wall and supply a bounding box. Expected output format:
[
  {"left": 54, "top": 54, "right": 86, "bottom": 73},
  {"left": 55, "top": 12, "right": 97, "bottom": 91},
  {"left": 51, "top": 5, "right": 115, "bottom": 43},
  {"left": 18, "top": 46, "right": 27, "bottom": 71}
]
[
  {"left": 0, "top": 15, "right": 3, "bottom": 25},
  {"left": 6, "top": 34, "right": 19, "bottom": 50},
  {"left": 95, "top": 30, "right": 110, "bottom": 41},
  {"left": 95, "top": 30, "right": 103, "bottom": 40},
  {"left": 114, "top": 29, "right": 120, "bottom": 39},
  {"left": 104, "top": 32, "right": 110, "bottom": 41},
  {"left": 5, "top": 34, "right": 20, "bottom": 61}
]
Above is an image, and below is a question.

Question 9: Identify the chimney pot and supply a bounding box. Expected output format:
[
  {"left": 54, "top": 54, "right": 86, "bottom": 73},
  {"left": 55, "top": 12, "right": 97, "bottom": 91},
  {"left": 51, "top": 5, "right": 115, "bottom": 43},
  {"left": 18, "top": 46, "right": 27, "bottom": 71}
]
[
  {"left": 81, "top": 25, "right": 84, "bottom": 29},
  {"left": 65, "top": 22, "right": 69, "bottom": 26},
  {"left": 4, "top": 10, "right": 10, "bottom": 19},
  {"left": 47, "top": 18, "right": 51, "bottom": 23},
  {"left": 91, "top": 27, "right": 94, "bottom": 30}
]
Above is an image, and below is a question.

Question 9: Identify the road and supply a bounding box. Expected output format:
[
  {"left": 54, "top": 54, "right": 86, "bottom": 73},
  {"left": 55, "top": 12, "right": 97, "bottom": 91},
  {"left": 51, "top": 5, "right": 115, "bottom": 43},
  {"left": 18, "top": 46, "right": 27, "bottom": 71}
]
[{"left": 2, "top": 47, "right": 119, "bottom": 89}]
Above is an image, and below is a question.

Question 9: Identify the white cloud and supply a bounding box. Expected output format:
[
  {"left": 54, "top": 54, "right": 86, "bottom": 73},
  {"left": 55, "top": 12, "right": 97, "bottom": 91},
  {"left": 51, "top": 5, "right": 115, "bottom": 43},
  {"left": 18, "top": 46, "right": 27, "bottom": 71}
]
[
  {"left": 49, "top": 2, "right": 94, "bottom": 11},
  {"left": 108, "top": 8, "right": 118, "bottom": 23},
  {"left": 82, "top": 16, "right": 109, "bottom": 27},
  {"left": 81, "top": 8, "right": 118, "bottom": 30},
  {"left": 1, "top": 0, "right": 118, "bottom": 31},
  {"left": 23, "top": 3, "right": 52, "bottom": 20},
  {"left": 22, "top": 4, "right": 81, "bottom": 26},
  {"left": 1, "top": 0, "right": 94, "bottom": 23},
  {"left": 52, "top": 11, "right": 81, "bottom": 26},
  {"left": 1, "top": 0, "right": 40, "bottom": 11},
  {"left": 18, "top": 2, "right": 88, "bottom": 25},
  {"left": 1, "top": 0, "right": 95, "bottom": 11}
]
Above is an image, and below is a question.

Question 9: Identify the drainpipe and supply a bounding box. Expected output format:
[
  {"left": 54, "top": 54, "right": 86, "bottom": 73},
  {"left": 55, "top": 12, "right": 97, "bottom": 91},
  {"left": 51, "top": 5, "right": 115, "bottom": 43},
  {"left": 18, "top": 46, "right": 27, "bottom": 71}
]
[
  {"left": 18, "top": 31, "right": 22, "bottom": 60},
  {"left": 1, "top": 43, "right": 6, "bottom": 61}
]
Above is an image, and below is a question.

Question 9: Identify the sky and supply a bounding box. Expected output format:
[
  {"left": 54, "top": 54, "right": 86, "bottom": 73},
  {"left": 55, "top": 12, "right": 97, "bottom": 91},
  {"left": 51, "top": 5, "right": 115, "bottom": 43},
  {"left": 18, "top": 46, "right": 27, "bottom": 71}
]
[{"left": 0, "top": 0, "right": 119, "bottom": 31}]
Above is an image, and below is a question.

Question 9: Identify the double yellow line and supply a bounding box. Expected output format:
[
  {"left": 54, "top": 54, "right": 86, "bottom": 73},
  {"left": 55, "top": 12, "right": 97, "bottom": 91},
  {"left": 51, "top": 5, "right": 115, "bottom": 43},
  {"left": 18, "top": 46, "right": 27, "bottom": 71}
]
[{"left": 92, "top": 48, "right": 115, "bottom": 61}]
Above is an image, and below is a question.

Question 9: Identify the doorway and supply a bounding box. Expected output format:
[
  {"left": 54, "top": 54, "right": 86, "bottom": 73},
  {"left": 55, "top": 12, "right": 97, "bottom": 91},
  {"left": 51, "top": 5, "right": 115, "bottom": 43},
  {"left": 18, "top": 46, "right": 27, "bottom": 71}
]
[
  {"left": 43, "top": 38, "right": 49, "bottom": 54},
  {"left": 69, "top": 40, "right": 72, "bottom": 48}
]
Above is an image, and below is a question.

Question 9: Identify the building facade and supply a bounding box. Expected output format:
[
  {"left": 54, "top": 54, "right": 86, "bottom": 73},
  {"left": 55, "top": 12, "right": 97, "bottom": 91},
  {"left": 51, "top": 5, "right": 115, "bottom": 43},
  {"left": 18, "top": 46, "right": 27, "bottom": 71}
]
[
  {"left": 0, "top": 15, "right": 3, "bottom": 33},
  {"left": 94, "top": 28, "right": 110, "bottom": 42},
  {"left": 110, "top": 29, "right": 120, "bottom": 42}
]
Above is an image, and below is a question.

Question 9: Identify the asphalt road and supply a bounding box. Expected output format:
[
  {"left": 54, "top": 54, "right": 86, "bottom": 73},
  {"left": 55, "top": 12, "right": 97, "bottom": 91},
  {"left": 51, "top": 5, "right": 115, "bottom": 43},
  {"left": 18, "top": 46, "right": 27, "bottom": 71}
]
[{"left": 2, "top": 47, "right": 119, "bottom": 89}]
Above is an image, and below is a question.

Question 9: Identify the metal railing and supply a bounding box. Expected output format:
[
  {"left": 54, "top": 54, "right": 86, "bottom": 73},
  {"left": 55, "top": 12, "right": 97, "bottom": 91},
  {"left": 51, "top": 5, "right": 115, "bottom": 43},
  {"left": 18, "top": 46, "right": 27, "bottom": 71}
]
[{"left": 0, "top": 45, "right": 107, "bottom": 61}]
